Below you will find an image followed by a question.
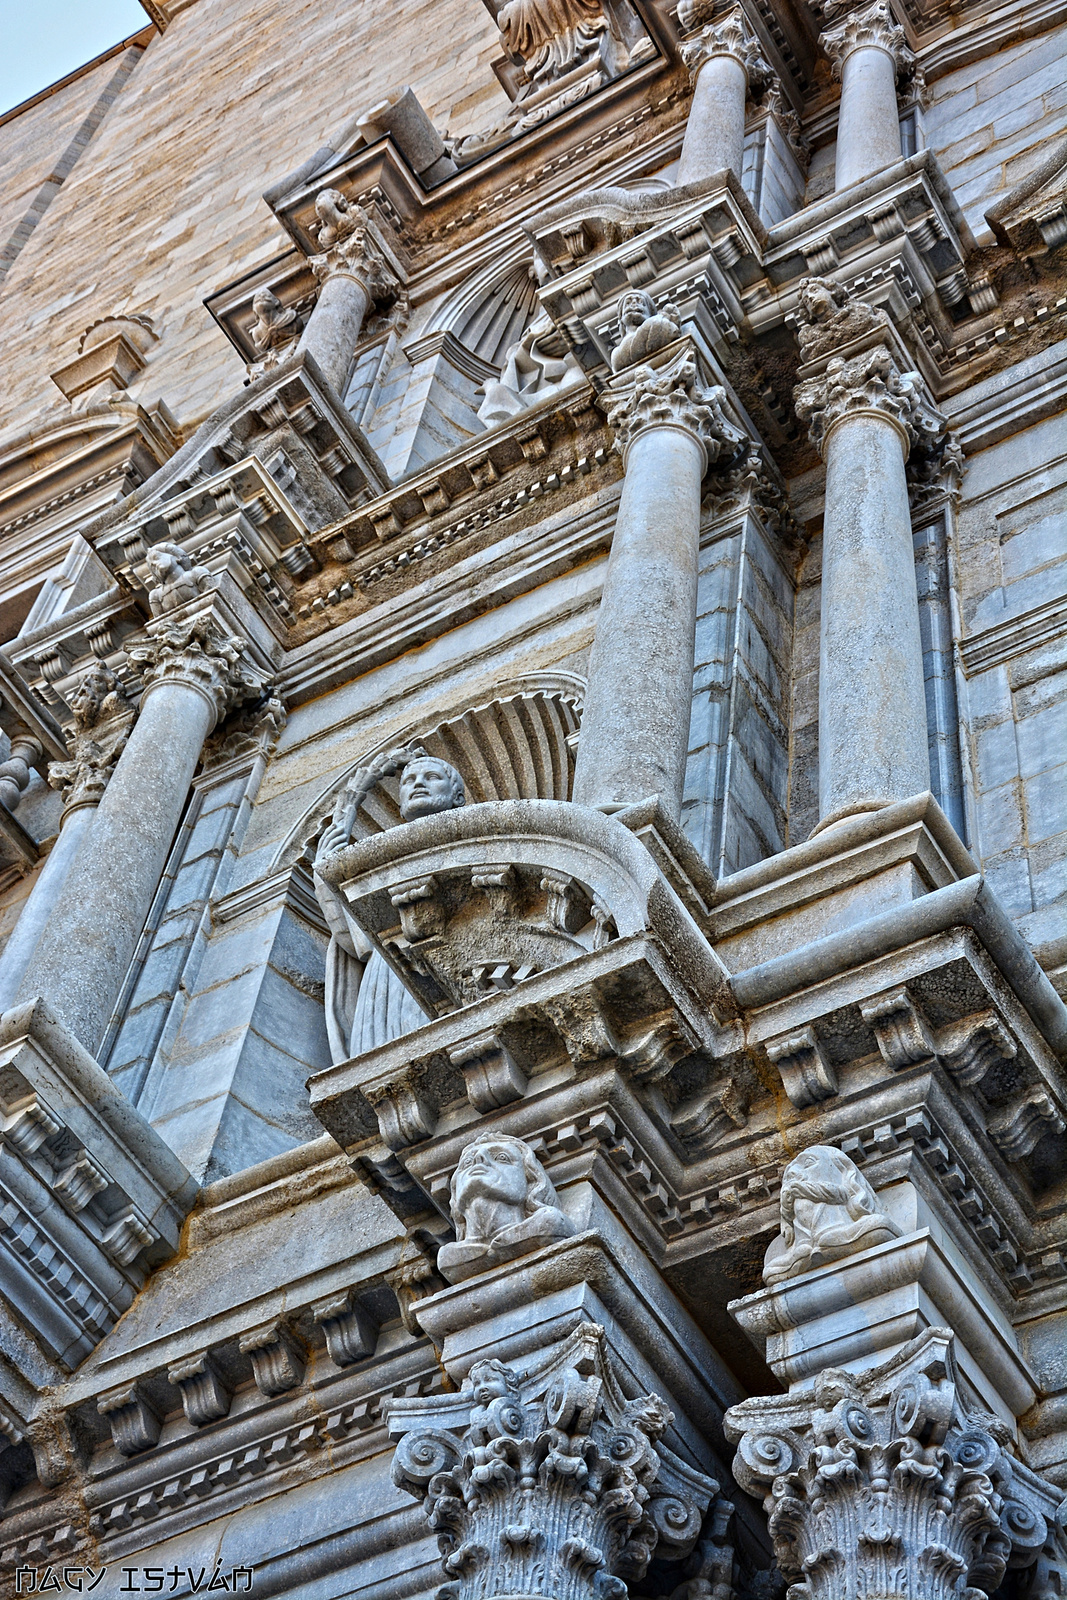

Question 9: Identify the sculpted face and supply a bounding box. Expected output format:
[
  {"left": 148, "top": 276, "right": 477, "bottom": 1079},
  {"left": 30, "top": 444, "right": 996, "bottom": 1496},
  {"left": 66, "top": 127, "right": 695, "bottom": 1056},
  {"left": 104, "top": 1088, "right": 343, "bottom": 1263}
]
[
  {"left": 453, "top": 1138, "right": 531, "bottom": 1213},
  {"left": 619, "top": 290, "right": 655, "bottom": 333},
  {"left": 398, "top": 757, "right": 462, "bottom": 820},
  {"left": 468, "top": 1360, "right": 517, "bottom": 1406}
]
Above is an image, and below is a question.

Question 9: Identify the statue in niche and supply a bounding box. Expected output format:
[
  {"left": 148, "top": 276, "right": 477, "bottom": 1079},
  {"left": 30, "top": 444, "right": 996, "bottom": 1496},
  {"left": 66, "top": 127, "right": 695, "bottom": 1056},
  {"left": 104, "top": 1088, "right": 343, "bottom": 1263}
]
[
  {"left": 437, "top": 1130, "right": 576, "bottom": 1283},
  {"left": 611, "top": 288, "right": 682, "bottom": 371},
  {"left": 477, "top": 261, "right": 585, "bottom": 426},
  {"left": 145, "top": 541, "right": 212, "bottom": 615},
  {"left": 313, "top": 746, "right": 466, "bottom": 1063},
  {"left": 762, "top": 1144, "right": 900, "bottom": 1287}
]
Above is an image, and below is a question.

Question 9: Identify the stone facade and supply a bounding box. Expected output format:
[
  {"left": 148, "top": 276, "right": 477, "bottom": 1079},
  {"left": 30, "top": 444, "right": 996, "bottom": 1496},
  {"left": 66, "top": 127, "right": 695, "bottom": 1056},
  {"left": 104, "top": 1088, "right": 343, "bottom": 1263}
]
[{"left": 0, "top": 0, "right": 1064, "bottom": 1596}]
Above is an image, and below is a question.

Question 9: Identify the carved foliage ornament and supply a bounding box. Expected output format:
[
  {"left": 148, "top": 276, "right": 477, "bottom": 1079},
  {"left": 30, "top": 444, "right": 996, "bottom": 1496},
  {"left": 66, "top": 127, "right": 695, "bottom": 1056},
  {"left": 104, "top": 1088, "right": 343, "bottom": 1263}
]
[
  {"left": 47, "top": 663, "right": 134, "bottom": 812},
  {"left": 725, "top": 1327, "right": 1067, "bottom": 1600},
  {"left": 605, "top": 343, "right": 747, "bottom": 468},
  {"left": 794, "top": 344, "right": 947, "bottom": 459},
  {"left": 308, "top": 189, "right": 399, "bottom": 301},
  {"left": 680, "top": 6, "right": 772, "bottom": 90},
  {"left": 819, "top": 0, "right": 915, "bottom": 80},
  {"left": 127, "top": 611, "right": 268, "bottom": 723},
  {"left": 391, "top": 1321, "right": 717, "bottom": 1600}
]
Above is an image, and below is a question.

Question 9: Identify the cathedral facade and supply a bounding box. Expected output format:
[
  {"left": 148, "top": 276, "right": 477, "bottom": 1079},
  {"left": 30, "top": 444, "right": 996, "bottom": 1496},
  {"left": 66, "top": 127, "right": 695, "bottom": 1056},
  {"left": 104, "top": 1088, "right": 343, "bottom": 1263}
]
[{"left": 0, "top": 0, "right": 1064, "bottom": 1596}]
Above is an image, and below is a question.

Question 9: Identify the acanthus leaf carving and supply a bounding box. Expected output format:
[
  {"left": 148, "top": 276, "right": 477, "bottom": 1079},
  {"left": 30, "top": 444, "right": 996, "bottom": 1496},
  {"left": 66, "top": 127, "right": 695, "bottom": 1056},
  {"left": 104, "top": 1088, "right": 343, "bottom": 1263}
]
[
  {"left": 47, "top": 662, "right": 134, "bottom": 813},
  {"left": 604, "top": 342, "right": 747, "bottom": 469},
  {"left": 126, "top": 610, "right": 268, "bottom": 725},
  {"left": 680, "top": 6, "right": 773, "bottom": 91},
  {"left": 308, "top": 190, "right": 399, "bottom": 304},
  {"left": 819, "top": 0, "right": 916, "bottom": 83}
]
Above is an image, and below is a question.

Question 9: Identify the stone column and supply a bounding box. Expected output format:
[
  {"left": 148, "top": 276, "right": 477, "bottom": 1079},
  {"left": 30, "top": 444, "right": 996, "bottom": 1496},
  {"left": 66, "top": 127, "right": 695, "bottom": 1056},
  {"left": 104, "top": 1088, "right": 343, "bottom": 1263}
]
[
  {"left": 0, "top": 667, "right": 133, "bottom": 1012},
  {"left": 15, "top": 612, "right": 265, "bottom": 1053},
  {"left": 821, "top": 0, "right": 913, "bottom": 190},
  {"left": 677, "top": 6, "right": 772, "bottom": 186},
  {"left": 793, "top": 280, "right": 945, "bottom": 832},
  {"left": 572, "top": 340, "right": 745, "bottom": 818},
  {"left": 295, "top": 190, "right": 398, "bottom": 396}
]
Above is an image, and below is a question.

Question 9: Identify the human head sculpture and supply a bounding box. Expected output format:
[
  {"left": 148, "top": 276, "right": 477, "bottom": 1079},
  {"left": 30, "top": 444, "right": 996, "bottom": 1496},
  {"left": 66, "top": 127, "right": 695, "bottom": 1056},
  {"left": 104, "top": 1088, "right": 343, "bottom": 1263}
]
[
  {"left": 437, "top": 1130, "right": 577, "bottom": 1283},
  {"left": 795, "top": 275, "right": 848, "bottom": 327},
  {"left": 398, "top": 750, "right": 465, "bottom": 821},
  {"left": 467, "top": 1357, "right": 521, "bottom": 1409},
  {"left": 611, "top": 289, "right": 681, "bottom": 372},
  {"left": 763, "top": 1144, "right": 899, "bottom": 1287},
  {"left": 145, "top": 540, "right": 210, "bottom": 615}
]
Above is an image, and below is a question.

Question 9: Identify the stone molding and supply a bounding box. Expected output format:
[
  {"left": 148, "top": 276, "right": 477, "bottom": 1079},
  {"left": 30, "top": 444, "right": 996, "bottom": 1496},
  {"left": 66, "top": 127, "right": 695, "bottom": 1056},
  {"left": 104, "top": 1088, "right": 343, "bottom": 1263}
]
[
  {"left": 679, "top": 5, "right": 774, "bottom": 90},
  {"left": 602, "top": 341, "right": 747, "bottom": 470},
  {"left": 388, "top": 1320, "right": 717, "bottom": 1600},
  {"left": 725, "top": 1327, "right": 1067, "bottom": 1600},
  {"left": 126, "top": 610, "right": 269, "bottom": 727},
  {"left": 819, "top": 0, "right": 913, "bottom": 77}
]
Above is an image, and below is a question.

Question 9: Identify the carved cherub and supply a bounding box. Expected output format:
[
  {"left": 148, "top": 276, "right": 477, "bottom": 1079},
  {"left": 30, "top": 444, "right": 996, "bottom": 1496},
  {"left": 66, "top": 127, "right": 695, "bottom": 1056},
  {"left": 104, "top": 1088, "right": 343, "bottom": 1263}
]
[
  {"left": 762, "top": 1145, "right": 899, "bottom": 1287},
  {"left": 611, "top": 289, "right": 682, "bottom": 372},
  {"left": 437, "top": 1131, "right": 576, "bottom": 1283},
  {"left": 145, "top": 541, "right": 212, "bottom": 615}
]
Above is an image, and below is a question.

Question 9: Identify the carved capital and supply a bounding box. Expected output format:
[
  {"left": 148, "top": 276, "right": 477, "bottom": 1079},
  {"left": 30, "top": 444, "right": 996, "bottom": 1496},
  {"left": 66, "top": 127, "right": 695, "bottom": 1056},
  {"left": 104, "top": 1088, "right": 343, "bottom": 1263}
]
[
  {"left": 390, "top": 1321, "right": 717, "bottom": 1600},
  {"left": 47, "top": 663, "right": 134, "bottom": 813},
  {"left": 604, "top": 344, "right": 747, "bottom": 470},
  {"left": 820, "top": 0, "right": 913, "bottom": 78},
  {"left": 795, "top": 342, "right": 946, "bottom": 459},
  {"left": 308, "top": 189, "right": 399, "bottom": 302},
  {"left": 726, "top": 1327, "right": 1067, "bottom": 1600},
  {"left": 127, "top": 612, "right": 269, "bottom": 726},
  {"left": 680, "top": 5, "right": 773, "bottom": 89}
]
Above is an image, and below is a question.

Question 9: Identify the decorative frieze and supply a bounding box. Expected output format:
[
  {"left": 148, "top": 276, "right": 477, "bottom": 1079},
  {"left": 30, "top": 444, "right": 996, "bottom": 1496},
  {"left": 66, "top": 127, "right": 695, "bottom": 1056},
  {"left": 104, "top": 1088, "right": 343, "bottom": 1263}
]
[
  {"left": 389, "top": 1321, "right": 717, "bottom": 1600},
  {"left": 725, "top": 1327, "right": 1067, "bottom": 1600}
]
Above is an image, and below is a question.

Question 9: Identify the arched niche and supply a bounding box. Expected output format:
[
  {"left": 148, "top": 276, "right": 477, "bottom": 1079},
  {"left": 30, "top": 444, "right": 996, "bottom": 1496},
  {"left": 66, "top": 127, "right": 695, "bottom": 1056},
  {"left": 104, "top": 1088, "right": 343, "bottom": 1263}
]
[
  {"left": 434, "top": 249, "right": 542, "bottom": 372},
  {"left": 274, "top": 673, "right": 584, "bottom": 870}
]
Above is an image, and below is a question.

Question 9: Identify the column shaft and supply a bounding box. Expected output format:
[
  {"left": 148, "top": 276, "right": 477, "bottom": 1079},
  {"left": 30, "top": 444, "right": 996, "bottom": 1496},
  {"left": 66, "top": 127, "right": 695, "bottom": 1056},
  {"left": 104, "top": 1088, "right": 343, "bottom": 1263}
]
[
  {"left": 0, "top": 806, "right": 95, "bottom": 1013},
  {"left": 835, "top": 45, "right": 902, "bottom": 188},
  {"left": 295, "top": 273, "right": 370, "bottom": 396},
  {"left": 16, "top": 681, "right": 215, "bottom": 1052},
  {"left": 818, "top": 411, "right": 930, "bottom": 824},
  {"left": 677, "top": 54, "right": 749, "bottom": 184},
  {"left": 572, "top": 426, "right": 705, "bottom": 818}
]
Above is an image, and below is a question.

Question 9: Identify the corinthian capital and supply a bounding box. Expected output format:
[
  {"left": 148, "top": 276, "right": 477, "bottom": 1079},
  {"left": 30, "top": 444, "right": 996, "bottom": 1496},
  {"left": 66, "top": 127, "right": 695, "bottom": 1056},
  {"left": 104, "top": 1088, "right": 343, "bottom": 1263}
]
[
  {"left": 726, "top": 1327, "right": 1067, "bottom": 1600},
  {"left": 47, "top": 663, "right": 134, "bottom": 813},
  {"left": 795, "top": 342, "right": 946, "bottom": 458},
  {"left": 820, "top": 0, "right": 912, "bottom": 77},
  {"left": 308, "top": 188, "right": 398, "bottom": 300},
  {"left": 604, "top": 343, "right": 747, "bottom": 469},
  {"left": 127, "top": 612, "right": 269, "bottom": 725},
  {"left": 680, "top": 5, "right": 772, "bottom": 88}
]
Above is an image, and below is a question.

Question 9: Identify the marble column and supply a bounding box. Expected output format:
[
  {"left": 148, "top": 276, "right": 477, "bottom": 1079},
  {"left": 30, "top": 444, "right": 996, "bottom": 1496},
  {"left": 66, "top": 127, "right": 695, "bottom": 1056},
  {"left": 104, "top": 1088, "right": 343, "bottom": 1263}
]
[
  {"left": 821, "top": 0, "right": 912, "bottom": 190},
  {"left": 0, "top": 668, "right": 133, "bottom": 1013},
  {"left": 677, "top": 6, "right": 772, "bottom": 185},
  {"left": 794, "top": 285, "right": 946, "bottom": 832},
  {"left": 15, "top": 612, "right": 264, "bottom": 1053},
  {"left": 573, "top": 339, "right": 745, "bottom": 819},
  {"left": 296, "top": 190, "right": 398, "bottom": 396}
]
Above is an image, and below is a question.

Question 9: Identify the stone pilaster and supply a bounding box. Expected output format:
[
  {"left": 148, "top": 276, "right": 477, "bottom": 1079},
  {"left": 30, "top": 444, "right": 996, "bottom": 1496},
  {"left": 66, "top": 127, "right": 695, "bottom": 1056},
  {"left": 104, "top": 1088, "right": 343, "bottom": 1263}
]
[
  {"left": 791, "top": 279, "right": 945, "bottom": 832},
  {"left": 678, "top": 5, "right": 773, "bottom": 184},
  {"left": 725, "top": 1327, "right": 1067, "bottom": 1600},
  {"left": 572, "top": 330, "right": 745, "bottom": 817},
  {"left": 820, "top": 0, "right": 917, "bottom": 189},
  {"left": 296, "top": 189, "right": 399, "bottom": 395}
]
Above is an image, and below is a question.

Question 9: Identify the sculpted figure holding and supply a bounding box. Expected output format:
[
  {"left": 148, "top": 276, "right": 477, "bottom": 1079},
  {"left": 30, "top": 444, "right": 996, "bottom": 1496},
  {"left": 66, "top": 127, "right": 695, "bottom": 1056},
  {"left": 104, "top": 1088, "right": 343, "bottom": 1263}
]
[
  {"left": 763, "top": 1144, "right": 899, "bottom": 1286},
  {"left": 437, "top": 1131, "right": 576, "bottom": 1283},
  {"left": 611, "top": 289, "right": 682, "bottom": 371},
  {"left": 145, "top": 541, "right": 212, "bottom": 616},
  {"left": 314, "top": 746, "right": 466, "bottom": 1061}
]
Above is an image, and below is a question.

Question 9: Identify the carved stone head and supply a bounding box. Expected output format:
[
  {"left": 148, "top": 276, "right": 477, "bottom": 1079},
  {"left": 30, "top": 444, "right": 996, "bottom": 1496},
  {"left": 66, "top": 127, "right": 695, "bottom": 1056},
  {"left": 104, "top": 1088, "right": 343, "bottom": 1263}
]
[
  {"left": 611, "top": 290, "right": 681, "bottom": 372},
  {"left": 795, "top": 275, "right": 848, "bottom": 327},
  {"left": 437, "top": 1131, "right": 576, "bottom": 1283},
  {"left": 763, "top": 1144, "right": 899, "bottom": 1286},
  {"left": 398, "top": 752, "right": 465, "bottom": 820},
  {"left": 145, "top": 541, "right": 211, "bottom": 616}
]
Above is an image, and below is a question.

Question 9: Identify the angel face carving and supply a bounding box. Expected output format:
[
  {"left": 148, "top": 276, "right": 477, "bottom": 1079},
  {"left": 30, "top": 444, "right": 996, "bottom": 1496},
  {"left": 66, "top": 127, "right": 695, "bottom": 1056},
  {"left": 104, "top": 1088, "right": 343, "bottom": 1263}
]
[
  {"left": 437, "top": 1132, "right": 576, "bottom": 1284},
  {"left": 763, "top": 1144, "right": 899, "bottom": 1287}
]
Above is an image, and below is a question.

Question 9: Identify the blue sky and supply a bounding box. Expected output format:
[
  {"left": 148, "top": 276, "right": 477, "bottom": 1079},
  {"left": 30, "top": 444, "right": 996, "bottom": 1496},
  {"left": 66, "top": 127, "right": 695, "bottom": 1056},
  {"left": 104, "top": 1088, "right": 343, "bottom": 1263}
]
[{"left": 0, "top": 0, "right": 148, "bottom": 115}]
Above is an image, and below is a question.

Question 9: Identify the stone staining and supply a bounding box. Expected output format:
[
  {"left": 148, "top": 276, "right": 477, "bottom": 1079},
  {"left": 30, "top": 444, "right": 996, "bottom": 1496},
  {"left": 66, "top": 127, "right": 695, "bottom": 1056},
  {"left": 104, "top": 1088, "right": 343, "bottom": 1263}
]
[
  {"left": 436, "top": 1131, "right": 576, "bottom": 1282},
  {"left": 762, "top": 1144, "right": 900, "bottom": 1285}
]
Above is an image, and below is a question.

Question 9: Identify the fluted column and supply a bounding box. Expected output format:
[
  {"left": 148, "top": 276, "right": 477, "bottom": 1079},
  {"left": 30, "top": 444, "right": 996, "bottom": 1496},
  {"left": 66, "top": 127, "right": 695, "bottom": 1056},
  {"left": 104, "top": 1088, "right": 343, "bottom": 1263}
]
[
  {"left": 0, "top": 667, "right": 133, "bottom": 1012},
  {"left": 573, "top": 335, "right": 745, "bottom": 818},
  {"left": 793, "top": 280, "right": 946, "bottom": 832},
  {"left": 15, "top": 612, "right": 265, "bottom": 1053},
  {"left": 677, "top": 6, "right": 772, "bottom": 185},
  {"left": 821, "top": 0, "right": 913, "bottom": 190},
  {"left": 295, "top": 190, "right": 398, "bottom": 396}
]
